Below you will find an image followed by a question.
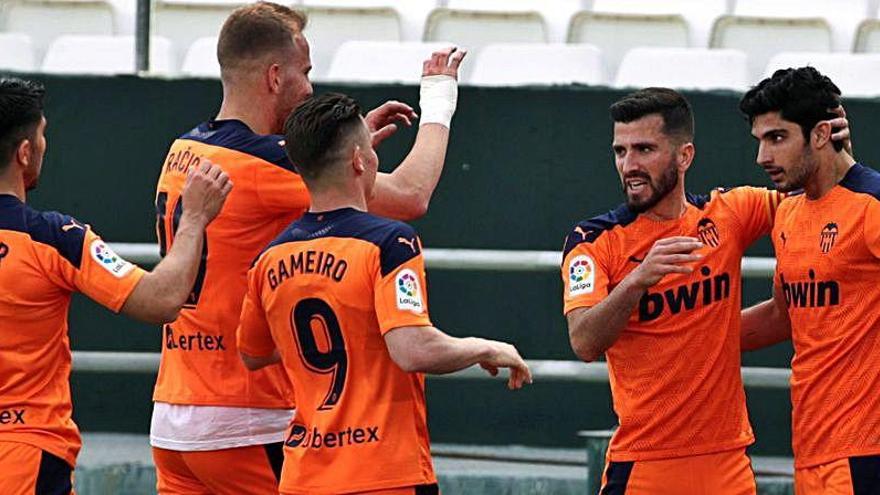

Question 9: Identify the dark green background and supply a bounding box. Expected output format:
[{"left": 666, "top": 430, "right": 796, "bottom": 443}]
[{"left": 11, "top": 74, "right": 880, "bottom": 456}]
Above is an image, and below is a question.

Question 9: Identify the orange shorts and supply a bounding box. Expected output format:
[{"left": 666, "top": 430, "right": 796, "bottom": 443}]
[
  {"left": 795, "top": 455, "right": 880, "bottom": 495},
  {"left": 0, "top": 441, "right": 74, "bottom": 495},
  {"left": 153, "top": 443, "right": 283, "bottom": 495},
  {"left": 600, "top": 448, "right": 756, "bottom": 495},
  {"left": 281, "top": 484, "right": 439, "bottom": 495}
]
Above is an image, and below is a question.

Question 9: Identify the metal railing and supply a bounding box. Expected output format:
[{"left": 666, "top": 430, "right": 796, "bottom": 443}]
[{"left": 109, "top": 243, "right": 776, "bottom": 276}]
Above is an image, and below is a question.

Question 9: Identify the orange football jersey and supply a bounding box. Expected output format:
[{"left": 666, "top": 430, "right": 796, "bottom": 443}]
[
  {"left": 772, "top": 163, "right": 880, "bottom": 468},
  {"left": 0, "top": 194, "right": 146, "bottom": 466},
  {"left": 238, "top": 208, "right": 436, "bottom": 494},
  {"left": 153, "top": 119, "right": 310, "bottom": 408},
  {"left": 562, "top": 187, "right": 783, "bottom": 461}
]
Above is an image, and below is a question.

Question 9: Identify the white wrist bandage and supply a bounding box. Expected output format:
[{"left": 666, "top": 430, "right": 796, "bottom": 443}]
[{"left": 419, "top": 75, "right": 458, "bottom": 128}]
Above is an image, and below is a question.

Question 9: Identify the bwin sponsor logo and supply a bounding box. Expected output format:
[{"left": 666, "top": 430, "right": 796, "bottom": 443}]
[
  {"left": 638, "top": 266, "right": 731, "bottom": 322},
  {"left": 780, "top": 270, "right": 840, "bottom": 309}
]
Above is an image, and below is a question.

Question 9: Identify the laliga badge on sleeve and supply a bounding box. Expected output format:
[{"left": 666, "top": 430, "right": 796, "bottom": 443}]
[
  {"left": 569, "top": 255, "right": 595, "bottom": 296},
  {"left": 90, "top": 240, "right": 135, "bottom": 278},
  {"left": 395, "top": 268, "right": 424, "bottom": 313}
]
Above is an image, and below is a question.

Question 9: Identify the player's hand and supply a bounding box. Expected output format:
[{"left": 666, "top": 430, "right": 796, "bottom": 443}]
[
  {"left": 365, "top": 100, "right": 417, "bottom": 148},
  {"left": 478, "top": 340, "right": 533, "bottom": 390},
  {"left": 828, "top": 105, "right": 852, "bottom": 155},
  {"left": 628, "top": 237, "right": 703, "bottom": 290},
  {"left": 181, "top": 160, "right": 232, "bottom": 227},
  {"left": 422, "top": 46, "right": 466, "bottom": 80}
]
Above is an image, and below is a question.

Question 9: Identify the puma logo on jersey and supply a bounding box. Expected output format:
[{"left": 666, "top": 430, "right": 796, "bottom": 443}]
[
  {"left": 574, "top": 226, "right": 594, "bottom": 240},
  {"left": 638, "top": 266, "right": 731, "bottom": 322},
  {"left": 780, "top": 271, "right": 840, "bottom": 309},
  {"left": 397, "top": 237, "right": 417, "bottom": 253},
  {"left": 61, "top": 220, "right": 83, "bottom": 232}
]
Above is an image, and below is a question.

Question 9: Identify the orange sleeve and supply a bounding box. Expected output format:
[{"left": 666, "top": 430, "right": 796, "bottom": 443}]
[
  {"left": 722, "top": 187, "right": 784, "bottom": 248},
  {"left": 237, "top": 262, "right": 277, "bottom": 357},
  {"left": 65, "top": 229, "right": 146, "bottom": 312},
  {"left": 374, "top": 249, "right": 432, "bottom": 335},
  {"left": 255, "top": 165, "right": 311, "bottom": 215},
  {"left": 866, "top": 198, "right": 880, "bottom": 259},
  {"left": 561, "top": 229, "right": 612, "bottom": 315}
]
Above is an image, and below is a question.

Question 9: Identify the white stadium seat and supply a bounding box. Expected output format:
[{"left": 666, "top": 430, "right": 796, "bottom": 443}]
[
  {"left": 614, "top": 47, "right": 748, "bottom": 92},
  {"left": 41, "top": 35, "right": 173, "bottom": 75},
  {"left": 711, "top": 16, "right": 832, "bottom": 83},
  {"left": 763, "top": 52, "right": 880, "bottom": 98},
  {"left": 443, "top": 0, "right": 584, "bottom": 43},
  {"left": 0, "top": 33, "right": 36, "bottom": 72},
  {"left": 302, "top": 0, "right": 436, "bottom": 42},
  {"left": 468, "top": 43, "right": 605, "bottom": 86},
  {"left": 423, "top": 8, "right": 547, "bottom": 82},
  {"left": 733, "top": 0, "right": 871, "bottom": 51},
  {"left": 152, "top": 1, "right": 239, "bottom": 69},
  {"left": 0, "top": 0, "right": 115, "bottom": 64},
  {"left": 326, "top": 41, "right": 453, "bottom": 84},
  {"left": 303, "top": 6, "right": 402, "bottom": 80},
  {"left": 855, "top": 20, "right": 880, "bottom": 53},
  {"left": 590, "top": 0, "right": 728, "bottom": 47},
  {"left": 567, "top": 12, "right": 689, "bottom": 84},
  {"left": 180, "top": 36, "right": 220, "bottom": 78}
]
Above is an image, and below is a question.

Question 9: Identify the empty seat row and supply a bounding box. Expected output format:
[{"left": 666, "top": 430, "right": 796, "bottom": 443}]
[{"left": 7, "top": 34, "right": 880, "bottom": 98}]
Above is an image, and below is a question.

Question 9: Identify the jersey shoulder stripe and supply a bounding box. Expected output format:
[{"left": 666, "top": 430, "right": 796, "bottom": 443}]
[
  {"left": 563, "top": 203, "right": 636, "bottom": 257},
  {"left": 258, "top": 208, "right": 420, "bottom": 276},
  {"left": 179, "top": 120, "right": 296, "bottom": 173},
  {"left": 0, "top": 195, "right": 86, "bottom": 268},
  {"left": 840, "top": 162, "right": 880, "bottom": 201}
]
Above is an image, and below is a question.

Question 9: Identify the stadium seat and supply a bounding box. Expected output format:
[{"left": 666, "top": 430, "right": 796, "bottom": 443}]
[
  {"left": 763, "top": 52, "right": 880, "bottom": 98},
  {"left": 710, "top": 16, "right": 832, "bottom": 84},
  {"left": 180, "top": 36, "right": 220, "bottom": 78},
  {"left": 41, "top": 35, "right": 174, "bottom": 75},
  {"left": 468, "top": 43, "right": 605, "bottom": 86},
  {"left": 590, "top": 0, "right": 728, "bottom": 48},
  {"left": 302, "top": 6, "right": 402, "bottom": 79},
  {"left": 0, "top": 33, "right": 36, "bottom": 72},
  {"left": 855, "top": 20, "right": 880, "bottom": 53},
  {"left": 326, "top": 41, "right": 452, "bottom": 83},
  {"left": 732, "top": 0, "right": 871, "bottom": 51},
  {"left": 151, "top": 1, "right": 239, "bottom": 71},
  {"left": 0, "top": 0, "right": 115, "bottom": 64},
  {"left": 567, "top": 12, "right": 689, "bottom": 85},
  {"left": 423, "top": 8, "right": 547, "bottom": 81},
  {"left": 614, "top": 47, "right": 748, "bottom": 92},
  {"left": 302, "top": 0, "right": 436, "bottom": 42},
  {"left": 443, "top": 0, "right": 584, "bottom": 43}
]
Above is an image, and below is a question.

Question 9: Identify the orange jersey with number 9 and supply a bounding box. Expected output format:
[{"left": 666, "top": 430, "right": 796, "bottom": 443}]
[{"left": 238, "top": 208, "right": 436, "bottom": 494}]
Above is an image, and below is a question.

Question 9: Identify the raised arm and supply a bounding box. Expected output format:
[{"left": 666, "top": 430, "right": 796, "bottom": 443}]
[
  {"left": 741, "top": 284, "right": 791, "bottom": 351},
  {"left": 384, "top": 325, "right": 532, "bottom": 390},
  {"left": 367, "top": 47, "right": 466, "bottom": 220},
  {"left": 120, "top": 162, "right": 231, "bottom": 323},
  {"left": 567, "top": 237, "right": 703, "bottom": 362}
]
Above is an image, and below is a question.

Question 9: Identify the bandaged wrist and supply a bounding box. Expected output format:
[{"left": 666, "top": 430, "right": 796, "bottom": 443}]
[{"left": 419, "top": 75, "right": 458, "bottom": 128}]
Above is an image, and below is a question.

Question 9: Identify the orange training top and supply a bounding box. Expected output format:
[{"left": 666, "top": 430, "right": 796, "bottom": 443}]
[
  {"left": 153, "top": 119, "right": 309, "bottom": 408},
  {"left": 562, "top": 187, "right": 782, "bottom": 461},
  {"left": 0, "top": 194, "right": 145, "bottom": 466},
  {"left": 772, "top": 163, "right": 880, "bottom": 468},
  {"left": 238, "top": 208, "right": 436, "bottom": 494}
]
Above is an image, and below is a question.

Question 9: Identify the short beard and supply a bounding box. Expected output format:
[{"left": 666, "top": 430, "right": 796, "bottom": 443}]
[
  {"left": 776, "top": 146, "right": 817, "bottom": 192},
  {"left": 624, "top": 158, "right": 679, "bottom": 213}
]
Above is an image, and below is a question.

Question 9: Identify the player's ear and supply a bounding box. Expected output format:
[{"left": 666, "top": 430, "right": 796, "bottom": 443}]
[
  {"left": 14, "top": 138, "right": 32, "bottom": 170},
  {"left": 677, "top": 141, "right": 695, "bottom": 173},
  {"left": 351, "top": 144, "right": 366, "bottom": 175},
  {"left": 812, "top": 121, "right": 832, "bottom": 149},
  {"left": 266, "top": 63, "right": 282, "bottom": 95}
]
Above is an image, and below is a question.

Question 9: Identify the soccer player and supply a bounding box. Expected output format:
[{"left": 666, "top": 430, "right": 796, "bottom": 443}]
[
  {"left": 0, "top": 77, "right": 230, "bottom": 494},
  {"left": 236, "top": 92, "right": 531, "bottom": 495},
  {"left": 151, "top": 3, "right": 466, "bottom": 493},
  {"left": 740, "top": 67, "right": 880, "bottom": 494},
  {"left": 561, "top": 88, "right": 789, "bottom": 494}
]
